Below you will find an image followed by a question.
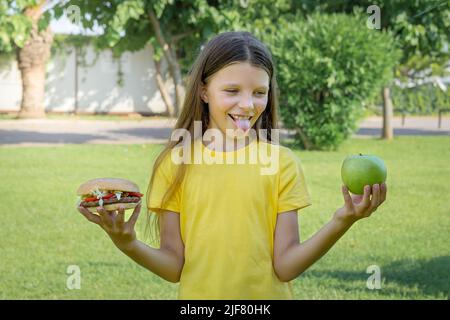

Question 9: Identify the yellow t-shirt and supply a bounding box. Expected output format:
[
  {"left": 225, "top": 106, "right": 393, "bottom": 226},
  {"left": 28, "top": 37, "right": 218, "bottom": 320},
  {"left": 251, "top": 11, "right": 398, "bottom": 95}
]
[{"left": 148, "top": 138, "right": 312, "bottom": 299}]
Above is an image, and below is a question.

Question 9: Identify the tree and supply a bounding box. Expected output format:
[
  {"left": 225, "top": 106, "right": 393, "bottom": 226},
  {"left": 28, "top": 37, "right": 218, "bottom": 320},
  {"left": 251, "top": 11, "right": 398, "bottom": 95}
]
[
  {"left": 62, "top": 0, "right": 296, "bottom": 117},
  {"left": 0, "top": 0, "right": 54, "bottom": 118},
  {"left": 62, "top": 0, "right": 225, "bottom": 117},
  {"left": 296, "top": 0, "right": 450, "bottom": 140}
]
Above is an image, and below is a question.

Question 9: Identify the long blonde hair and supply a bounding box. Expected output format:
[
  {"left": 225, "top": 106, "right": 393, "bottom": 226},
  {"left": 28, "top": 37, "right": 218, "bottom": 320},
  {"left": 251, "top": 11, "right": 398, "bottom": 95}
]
[{"left": 145, "top": 31, "right": 280, "bottom": 246}]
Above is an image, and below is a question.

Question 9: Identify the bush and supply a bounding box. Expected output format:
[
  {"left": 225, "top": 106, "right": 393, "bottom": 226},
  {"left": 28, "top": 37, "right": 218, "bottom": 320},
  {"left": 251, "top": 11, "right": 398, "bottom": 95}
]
[{"left": 260, "top": 13, "right": 400, "bottom": 150}]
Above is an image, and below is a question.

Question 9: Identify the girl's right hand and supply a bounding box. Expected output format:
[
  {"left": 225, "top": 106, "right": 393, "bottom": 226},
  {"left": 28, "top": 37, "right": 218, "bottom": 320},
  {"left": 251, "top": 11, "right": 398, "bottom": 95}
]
[{"left": 77, "top": 204, "right": 142, "bottom": 252}]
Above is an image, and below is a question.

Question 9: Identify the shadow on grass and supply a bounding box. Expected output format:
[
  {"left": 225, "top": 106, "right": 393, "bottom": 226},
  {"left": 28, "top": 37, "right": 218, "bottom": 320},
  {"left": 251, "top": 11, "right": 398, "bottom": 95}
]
[{"left": 304, "top": 256, "right": 449, "bottom": 299}]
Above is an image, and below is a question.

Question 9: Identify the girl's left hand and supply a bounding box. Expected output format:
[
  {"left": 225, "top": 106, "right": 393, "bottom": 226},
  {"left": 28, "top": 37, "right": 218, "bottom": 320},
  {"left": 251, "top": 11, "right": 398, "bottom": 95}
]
[{"left": 334, "top": 183, "right": 387, "bottom": 226}]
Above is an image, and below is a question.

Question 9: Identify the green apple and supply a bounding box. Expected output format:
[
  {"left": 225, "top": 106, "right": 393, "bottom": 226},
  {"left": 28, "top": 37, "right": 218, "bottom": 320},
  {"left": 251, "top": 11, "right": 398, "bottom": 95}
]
[{"left": 341, "top": 153, "right": 387, "bottom": 195}]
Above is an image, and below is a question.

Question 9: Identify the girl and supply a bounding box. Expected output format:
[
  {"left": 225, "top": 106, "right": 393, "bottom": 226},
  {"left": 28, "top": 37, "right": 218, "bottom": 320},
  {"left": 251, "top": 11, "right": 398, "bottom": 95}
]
[{"left": 77, "top": 31, "right": 387, "bottom": 300}]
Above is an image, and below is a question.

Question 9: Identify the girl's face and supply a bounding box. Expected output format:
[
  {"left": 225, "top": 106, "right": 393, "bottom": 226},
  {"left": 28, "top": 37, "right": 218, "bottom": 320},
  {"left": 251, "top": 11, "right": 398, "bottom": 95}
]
[{"left": 201, "top": 62, "right": 270, "bottom": 142}]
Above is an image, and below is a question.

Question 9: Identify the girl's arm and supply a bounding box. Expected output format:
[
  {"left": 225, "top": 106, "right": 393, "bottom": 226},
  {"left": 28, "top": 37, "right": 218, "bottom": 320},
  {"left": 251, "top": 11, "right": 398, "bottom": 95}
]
[
  {"left": 273, "top": 183, "right": 387, "bottom": 282},
  {"left": 119, "top": 239, "right": 184, "bottom": 283},
  {"left": 78, "top": 205, "right": 185, "bottom": 283},
  {"left": 119, "top": 210, "right": 185, "bottom": 283}
]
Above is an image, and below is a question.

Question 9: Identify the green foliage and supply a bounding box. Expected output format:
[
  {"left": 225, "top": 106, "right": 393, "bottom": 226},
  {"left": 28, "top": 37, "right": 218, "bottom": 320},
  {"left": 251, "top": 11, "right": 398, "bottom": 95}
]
[
  {"left": 296, "top": 0, "right": 450, "bottom": 77},
  {"left": 391, "top": 84, "right": 450, "bottom": 115},
  {"left": 56, "top": 0, "right": 227, "bottom": 87},
  {"left": 0, "top": 0, "right": 49, "bottom": 52},
  {"left": 52, "top": 34, "right": 96, "bottom": 53},
  {"left": 65, "top": 1, "right": 202, "bottom": 53},
  {"left": 175, "top": 0, "right": 303, "bottom": 76},
  {"left": 0, "top": 12, "right": 32, "bottom": 52},
  {"left": 387, "top": 0, "right": 449, "bottom": 69},
  {"left": 37, "top": 10, "right": 51, "bottom": 32},
  {"left": 261, "top": 13, "right": 401, "bottom": 150},
  {"left": 64, "top": 1, "right": 298, "bottom": 76}
]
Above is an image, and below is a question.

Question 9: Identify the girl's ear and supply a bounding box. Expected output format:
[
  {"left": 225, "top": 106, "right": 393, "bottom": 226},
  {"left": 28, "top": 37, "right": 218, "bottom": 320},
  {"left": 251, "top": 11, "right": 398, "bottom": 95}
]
[{"left": 200, "top": 84, "right": 209, "bottom": 103}]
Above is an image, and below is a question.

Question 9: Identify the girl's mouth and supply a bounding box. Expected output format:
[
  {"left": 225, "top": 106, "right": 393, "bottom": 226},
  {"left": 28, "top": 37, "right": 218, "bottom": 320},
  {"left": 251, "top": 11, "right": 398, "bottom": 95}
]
[{"left": 228, "top": 114, "right": 252, "bottom": 132}]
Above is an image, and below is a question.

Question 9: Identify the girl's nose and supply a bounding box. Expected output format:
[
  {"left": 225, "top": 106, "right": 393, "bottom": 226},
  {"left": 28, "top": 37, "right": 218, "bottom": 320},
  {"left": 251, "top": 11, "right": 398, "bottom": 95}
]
[{"left": 239, "top": 95, "right": 255, "bottom": 110}]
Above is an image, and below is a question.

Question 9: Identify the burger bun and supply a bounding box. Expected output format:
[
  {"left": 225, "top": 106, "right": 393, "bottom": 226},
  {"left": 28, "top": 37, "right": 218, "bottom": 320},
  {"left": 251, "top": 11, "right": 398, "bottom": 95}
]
[{"left": 77, "top": 177, "right": 139, "bottom": 196}]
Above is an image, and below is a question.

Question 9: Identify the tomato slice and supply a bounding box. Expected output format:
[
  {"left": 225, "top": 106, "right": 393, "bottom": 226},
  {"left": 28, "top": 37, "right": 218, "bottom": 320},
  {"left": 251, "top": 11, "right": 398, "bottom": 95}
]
[
  {"left": 83, "top": 193, "right": 115, "bottom": 202},
  {"left": 128, "top": 192, "right": 143, "bottom": 197}
]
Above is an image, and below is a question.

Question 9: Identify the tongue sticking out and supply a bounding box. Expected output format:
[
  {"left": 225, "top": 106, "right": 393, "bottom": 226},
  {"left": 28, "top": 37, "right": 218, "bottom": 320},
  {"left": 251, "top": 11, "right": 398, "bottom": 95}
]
[{"left": 232, "top": 118, "right": 251, "bottom": 132}]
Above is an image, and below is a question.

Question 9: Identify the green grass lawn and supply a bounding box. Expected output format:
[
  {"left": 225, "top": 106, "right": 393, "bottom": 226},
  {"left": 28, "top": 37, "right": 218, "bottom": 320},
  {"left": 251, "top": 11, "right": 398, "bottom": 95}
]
[{"left": 0, "top": 136, "right": 449, "bottom": 299}]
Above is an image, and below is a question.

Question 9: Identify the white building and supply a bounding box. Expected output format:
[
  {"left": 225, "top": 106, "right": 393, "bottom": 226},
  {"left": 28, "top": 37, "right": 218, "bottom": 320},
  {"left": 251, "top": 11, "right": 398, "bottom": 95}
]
[{"left": 0, "top": 43, "right": 174, "bottom": 115}]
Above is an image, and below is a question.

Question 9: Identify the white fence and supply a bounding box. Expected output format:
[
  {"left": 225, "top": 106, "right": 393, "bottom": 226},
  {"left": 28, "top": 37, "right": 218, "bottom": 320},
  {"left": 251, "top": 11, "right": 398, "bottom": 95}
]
[{"left": 0, "top": 44, "right": 173, "bottom": 115}]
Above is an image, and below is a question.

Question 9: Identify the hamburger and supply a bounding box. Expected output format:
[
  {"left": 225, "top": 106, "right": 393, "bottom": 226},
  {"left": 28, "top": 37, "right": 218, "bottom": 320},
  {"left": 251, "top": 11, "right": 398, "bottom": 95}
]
[{"left": 77, "top": 178, "right": 143, "bottom": 213}]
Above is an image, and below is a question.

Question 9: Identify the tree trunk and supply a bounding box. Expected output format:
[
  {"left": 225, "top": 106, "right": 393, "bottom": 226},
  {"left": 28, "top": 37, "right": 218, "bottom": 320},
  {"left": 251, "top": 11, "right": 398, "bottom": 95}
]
[
  {"left": 148, "top": 8, "right": 184, "bottom": 116},
  {"left": 382, "top": 86, "right": 394, "bottom": 140},
  {"left": 154, "top": 58, "right": 176, "bottom": 117},
  {"left": 17, "top": 3, "right": 53, "bottom": 119},
  {"left": 169, "top": 43, "right": 185, "bottom": 113},
  {"left": 296, "top": 126, "right": 313, "bottom": 150}
]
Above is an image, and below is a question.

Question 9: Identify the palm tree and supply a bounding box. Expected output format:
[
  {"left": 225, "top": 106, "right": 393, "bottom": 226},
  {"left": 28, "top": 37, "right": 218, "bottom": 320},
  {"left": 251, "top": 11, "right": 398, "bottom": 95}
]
[{"left": 17, "top": 0, "right": 53, "bottom": 119}]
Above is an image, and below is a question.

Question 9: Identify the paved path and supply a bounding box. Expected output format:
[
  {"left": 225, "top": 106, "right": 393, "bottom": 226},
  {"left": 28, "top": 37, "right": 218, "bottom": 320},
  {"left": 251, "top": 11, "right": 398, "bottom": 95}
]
[
  {"left": 355, "top": 116, "right": 450, "bottom": 137},
  {"left": 0, "top": 118, "right": 177, "bottom": 147},
  {"left": 0, "top": 116, "right": 448, "bottom": 147}
]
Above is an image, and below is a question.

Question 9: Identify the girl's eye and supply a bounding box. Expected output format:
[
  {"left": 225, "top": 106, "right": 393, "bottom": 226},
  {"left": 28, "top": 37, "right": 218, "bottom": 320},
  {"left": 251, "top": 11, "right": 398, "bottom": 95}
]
[{"left": 225, "top": 89, "right": 266, "bottom": 95}]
